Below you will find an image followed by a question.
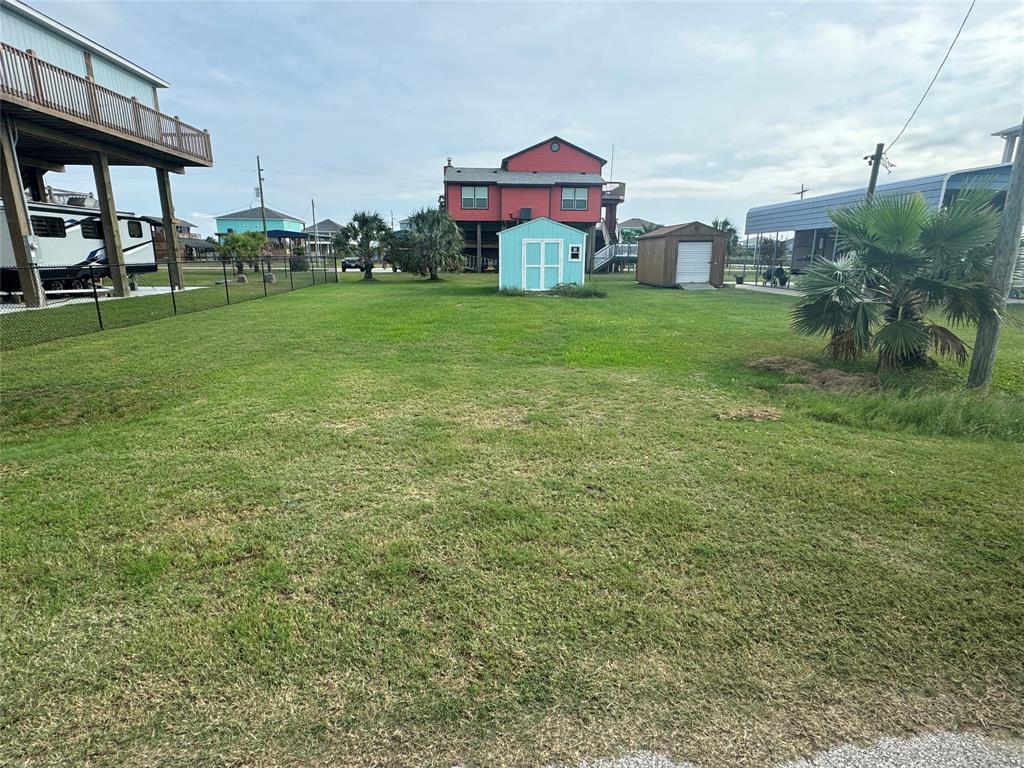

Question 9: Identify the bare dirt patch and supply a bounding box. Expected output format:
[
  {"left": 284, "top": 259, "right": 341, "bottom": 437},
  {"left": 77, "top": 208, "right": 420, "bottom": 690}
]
[{"left": 750, "top": 357, "right": 880, "bottom": 394}]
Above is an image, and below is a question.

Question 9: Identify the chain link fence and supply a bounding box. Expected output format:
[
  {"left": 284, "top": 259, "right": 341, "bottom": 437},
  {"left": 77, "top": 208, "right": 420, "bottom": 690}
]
[{"left": 0, "top": 255, "right": 339, "bottom": 351}]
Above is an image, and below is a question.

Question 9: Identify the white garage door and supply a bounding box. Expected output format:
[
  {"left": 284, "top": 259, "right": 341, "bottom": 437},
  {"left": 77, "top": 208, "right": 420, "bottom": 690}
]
[{"left": 675, "top": 241, "right": 712, "bottom": 284}]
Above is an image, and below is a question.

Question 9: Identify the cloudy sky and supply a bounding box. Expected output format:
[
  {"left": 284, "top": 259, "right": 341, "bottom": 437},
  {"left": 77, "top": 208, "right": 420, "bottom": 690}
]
[{"left": 34, "top": 0, "right": 1024, "bottom": 237}]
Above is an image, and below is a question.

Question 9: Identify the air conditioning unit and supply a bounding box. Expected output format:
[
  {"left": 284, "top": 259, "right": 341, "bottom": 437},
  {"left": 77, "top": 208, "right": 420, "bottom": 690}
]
[{"left": 519, "top": 207, "right": 532, "bottom": 220}]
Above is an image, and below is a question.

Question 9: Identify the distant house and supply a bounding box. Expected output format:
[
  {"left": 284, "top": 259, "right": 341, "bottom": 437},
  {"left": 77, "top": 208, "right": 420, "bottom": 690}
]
[
  {"left": 0, "top": 0, "right": 211, "bottom": 303},
  {"left": 618, "top": 217, "right": 660, "bottom": 239},
  {"left": 302, "top": 218, "right": 344, "bottom": 257},
  {"left": 215, "top": 206, "right": 304, "bottom": 240},
  {"left": 442, "top": 136, "right": 626, "bottom": 271}
]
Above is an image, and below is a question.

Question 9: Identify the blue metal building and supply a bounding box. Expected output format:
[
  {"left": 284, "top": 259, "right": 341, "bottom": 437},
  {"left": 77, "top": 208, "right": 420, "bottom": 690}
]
[{"left": 744, "top": 162, "right": 1012, "bottom": 269}]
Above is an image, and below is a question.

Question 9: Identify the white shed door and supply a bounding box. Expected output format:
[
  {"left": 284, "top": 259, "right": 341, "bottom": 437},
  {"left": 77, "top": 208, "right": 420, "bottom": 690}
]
[{"left": 675, "top": 241, "right": 712, "bottom": 283}]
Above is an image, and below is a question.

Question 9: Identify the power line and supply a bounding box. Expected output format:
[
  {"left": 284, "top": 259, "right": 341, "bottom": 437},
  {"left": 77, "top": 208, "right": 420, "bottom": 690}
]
[{"left": 886, "top": 0, "right": 976, "bottom": 154}]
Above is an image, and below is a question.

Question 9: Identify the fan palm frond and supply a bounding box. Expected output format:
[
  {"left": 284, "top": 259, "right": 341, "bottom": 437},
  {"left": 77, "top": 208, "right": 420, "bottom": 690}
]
[
  {"left": 874, "top": 318, "right": 930, "bottom": 369},
  {"left": 927, "top": 324, "right": 969, "bottom": 365},
  {"left": 919, "top": 186, "right": 999, "bottom": 262}
]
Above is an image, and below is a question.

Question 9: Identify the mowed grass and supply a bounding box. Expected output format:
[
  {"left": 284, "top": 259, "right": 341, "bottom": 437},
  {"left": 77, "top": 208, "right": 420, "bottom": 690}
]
[{"left": 1, "top": 273, "right": 1022, "bottom": 767}]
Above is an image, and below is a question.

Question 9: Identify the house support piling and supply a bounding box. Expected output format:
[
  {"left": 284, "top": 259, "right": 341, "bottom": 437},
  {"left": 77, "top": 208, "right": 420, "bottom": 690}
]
[
  {"left": 156, "top": 168, "right": 184, "bottom": 288},
  {"left": 0, "top": 115, "right": 46, "bottom": 307},
  {"left": 91, "top": 150, "right": 131, "bottom": 297}
]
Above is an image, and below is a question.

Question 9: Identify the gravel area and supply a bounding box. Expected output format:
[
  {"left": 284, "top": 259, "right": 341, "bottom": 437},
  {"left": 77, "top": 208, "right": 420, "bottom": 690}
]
[{"left": 561, "top": 732, "right": 1024, "bottom": 768}]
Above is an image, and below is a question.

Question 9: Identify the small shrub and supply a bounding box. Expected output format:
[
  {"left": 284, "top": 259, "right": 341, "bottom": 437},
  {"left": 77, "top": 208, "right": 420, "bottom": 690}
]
[
  {"left": 289, "top": 255, "right": 309, "bottom": 272},
  {"left": 550, "top": 283, "right": 606, "bottom": 299}
]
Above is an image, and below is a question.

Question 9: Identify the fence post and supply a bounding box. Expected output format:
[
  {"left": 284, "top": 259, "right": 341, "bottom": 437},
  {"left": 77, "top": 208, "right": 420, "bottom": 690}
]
[
  {"left": 222, "top": 260, "right": 230, "bottom": 305},
  {"left": 288, "top": 254, "right": 294, "bottom": 291},
  {"left": 333, "top": 255, "right": 338, "bottom": 282},
  {"left": 311, "top": 258, "right": 316, "bottom": 286},
  {"left": 167, "top": 259, "right": 178, "bottom": 315},
  {"left": 262, "top": 259, "right": 268, "bottom": 297},
  {"left": 89, "top": 264, "right": 103, "bottom": 330},
  {"left": 322, "top": 254, "right": 328, "bottom": 284}
]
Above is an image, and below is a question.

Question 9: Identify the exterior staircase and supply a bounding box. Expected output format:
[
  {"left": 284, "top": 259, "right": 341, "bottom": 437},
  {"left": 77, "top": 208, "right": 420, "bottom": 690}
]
[{"left": 593, "top": 243, "right": 638, "bottom": 272}]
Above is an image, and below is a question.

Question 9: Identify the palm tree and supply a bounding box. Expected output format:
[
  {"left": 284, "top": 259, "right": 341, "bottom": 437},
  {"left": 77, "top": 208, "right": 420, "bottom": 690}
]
[
  {"left": 338, "top": 212, "right": 390, "bottom": 280},
  {"left": 791, "top": 189, "right": 1002, "bottom": 369},
  {"left": 712, "top": 216, "right": 741, "bottom": 265},
  {"left": 404, "top": 207, "right": 465, "bottom": 280}
]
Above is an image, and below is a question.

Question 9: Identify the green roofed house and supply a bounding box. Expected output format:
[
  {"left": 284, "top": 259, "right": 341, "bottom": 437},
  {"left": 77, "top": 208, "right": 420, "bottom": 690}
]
[{"left": 215, "top": 206, "right": 304, "bottom": 241}]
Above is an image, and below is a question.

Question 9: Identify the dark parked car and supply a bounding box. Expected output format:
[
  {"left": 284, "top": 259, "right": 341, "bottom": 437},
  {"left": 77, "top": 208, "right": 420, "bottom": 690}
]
[{"left": 340, "top": 257, "right": 361, "bottom": 271}]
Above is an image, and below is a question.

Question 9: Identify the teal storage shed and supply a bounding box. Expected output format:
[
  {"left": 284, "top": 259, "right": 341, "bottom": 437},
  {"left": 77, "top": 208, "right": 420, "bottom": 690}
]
[{"left": 498, "top": 217, "right": 587, "bottom": 291}]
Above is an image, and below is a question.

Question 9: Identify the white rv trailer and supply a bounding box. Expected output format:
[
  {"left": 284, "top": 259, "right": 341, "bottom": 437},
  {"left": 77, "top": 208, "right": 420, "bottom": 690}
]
[{"left": 1, "top": 201, "right": 156, "bottom": 293}]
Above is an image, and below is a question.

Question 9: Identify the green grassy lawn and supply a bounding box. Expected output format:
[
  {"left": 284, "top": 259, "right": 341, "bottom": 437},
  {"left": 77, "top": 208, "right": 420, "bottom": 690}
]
[
  {"left": 2, "top": 273, "right": 1022, "bottom": 767},
  {"left": 0, "top": 265, "right": 325, "bottom": 351}
]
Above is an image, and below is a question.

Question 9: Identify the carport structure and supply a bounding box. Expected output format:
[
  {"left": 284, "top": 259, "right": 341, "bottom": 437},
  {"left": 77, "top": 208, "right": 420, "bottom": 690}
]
[
  {"left": 743, "top": 161, "right": 1012, "bottom": 278},
  {"left": 0, "top": 0, "right": 212, "bottom": 307}
]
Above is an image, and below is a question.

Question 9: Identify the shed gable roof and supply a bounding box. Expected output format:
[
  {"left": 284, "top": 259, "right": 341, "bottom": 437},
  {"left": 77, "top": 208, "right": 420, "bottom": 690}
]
[
  {"left": 639, "top": 221, "right": 727, "bottom": 239},
  {"left": 497, "top": 216, "right": 587, "bottom": 237},
  {"left": 500, "top": 136, "right": 607, "bottom": 169}
]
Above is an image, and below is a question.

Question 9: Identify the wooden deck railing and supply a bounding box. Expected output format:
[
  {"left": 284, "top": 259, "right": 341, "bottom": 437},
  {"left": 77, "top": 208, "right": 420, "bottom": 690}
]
[
  {"left": 602, "top": 182, "right": 626, "bottom": 202},
  {"left": 0, "top": 43, "right": 212, "bottom": 165}
]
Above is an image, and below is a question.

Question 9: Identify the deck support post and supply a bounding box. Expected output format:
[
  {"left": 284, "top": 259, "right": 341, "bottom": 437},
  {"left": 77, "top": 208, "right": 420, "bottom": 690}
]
[
  {"left": 24, "top": 166, "right": 46, "bottom": 201},
  {"left": 585, "top": 224, "right": 596, "bottom": 274},
  {"left": 0, "top": 115, "right": 46, "bottom": 307},
  {"left": 156, "top": 168, "right": 184, "bottom": 289},
  {"left": 476, "top": 222, "right": 482, "bottom": 272},
  {"left": 91, "top": 151, "right": 131, "bottom": 297}
]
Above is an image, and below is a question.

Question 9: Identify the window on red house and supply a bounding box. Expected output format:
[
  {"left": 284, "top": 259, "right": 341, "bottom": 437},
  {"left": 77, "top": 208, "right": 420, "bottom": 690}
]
[
  {"left": 561, "top": 187, "right": 588, "bottom": 211},
  {"left": 461, "top": 186, "right": 489, "bottom": 209}
]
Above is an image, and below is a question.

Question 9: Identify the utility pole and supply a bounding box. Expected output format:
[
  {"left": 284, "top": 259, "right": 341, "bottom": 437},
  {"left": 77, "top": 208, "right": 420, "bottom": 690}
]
[
  {"left": 311, "top": 198, "right": 318, "bottom": 258},
  {"left": 865, "top": 143, "right": 884, "bottom": 200},
  {"left": 967, "top": 119, "right": 1024, "bottom": 389},
  {"left": 256, "top": 155, "right": 268, "bottom": 238}
]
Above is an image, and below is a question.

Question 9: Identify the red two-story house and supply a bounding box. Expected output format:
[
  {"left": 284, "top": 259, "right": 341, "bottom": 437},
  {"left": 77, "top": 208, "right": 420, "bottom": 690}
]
[{"left": 443, "top": 137, "right": 625, "bottom": 271}]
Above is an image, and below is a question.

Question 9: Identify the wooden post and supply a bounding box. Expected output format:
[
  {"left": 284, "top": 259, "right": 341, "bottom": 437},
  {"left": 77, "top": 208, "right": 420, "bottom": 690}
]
[
  {"left": 25, "top": 166, "right": 46, "bottom": 201},
  {"left": 25, "top": 50, "right": 43, "bottom": 102},
  {"left": 476, "top": 222, "right": 482, "bottom": 272},
  {"left": 90, "top": 151, "right": 131, "bottom": 297},
  {"left": 0, "top": 116, "right": 45, "bottom": 307},
  {"left": 85, "top": 75, "right": 100, "bottom": 122},
  {"left": 156, "top": 168, "right": 184, "bottom": 289},
  {"left": 585, "top": 224, "right": 597, "bottom": 274},
  {"left": 866, "top": 143, "right": 884, "bottom": 201},
  {"left": 130, "top": 96, "right": 142, "bottom": 135},
  {"left": 968, "top": 119, "right": 1024, "bottom": 389}
]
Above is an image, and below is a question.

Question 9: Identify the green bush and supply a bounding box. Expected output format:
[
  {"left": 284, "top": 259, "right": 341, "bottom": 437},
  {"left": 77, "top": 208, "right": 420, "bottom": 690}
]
[
  {"left": 551, "top": 283, "right": 606, "bottom": 298},
  {"left": 289, "top": 255, "right": 309, "bottom": 272}
]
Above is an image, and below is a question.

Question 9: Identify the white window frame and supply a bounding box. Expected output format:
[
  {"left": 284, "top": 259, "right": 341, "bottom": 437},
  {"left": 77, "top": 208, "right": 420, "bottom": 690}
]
[
  {"left": 461, "top": 185, "right": 489, "bottom": 210},
  {"left": 560, "top": 187, "right": 589, "bottom": 211}
]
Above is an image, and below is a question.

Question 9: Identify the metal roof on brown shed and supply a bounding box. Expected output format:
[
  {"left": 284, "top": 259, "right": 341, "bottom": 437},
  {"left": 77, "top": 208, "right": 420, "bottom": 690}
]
[{"left": 638, "top": 221, "right": 728, "bottom": 239}]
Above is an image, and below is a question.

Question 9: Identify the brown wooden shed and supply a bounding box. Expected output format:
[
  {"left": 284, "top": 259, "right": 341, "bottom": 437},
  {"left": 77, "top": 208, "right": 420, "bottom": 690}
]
[{"left": 635, "top": 221, "right": 728, "bottom": 288}]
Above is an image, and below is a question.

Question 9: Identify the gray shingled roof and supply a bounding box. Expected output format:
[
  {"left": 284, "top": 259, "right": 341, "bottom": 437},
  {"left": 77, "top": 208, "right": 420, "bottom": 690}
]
[
  {"left": 444, "top": 167, "right": 603, "bottom": 185},
  {"left": 218, "top": 205, "right": 300, "bottom": 222},
  {"left": 303, "top": 218, "right": 344, "bottom": 233},
  {"left": 619, "top": 217, "right": 658, "bottom": 229}
]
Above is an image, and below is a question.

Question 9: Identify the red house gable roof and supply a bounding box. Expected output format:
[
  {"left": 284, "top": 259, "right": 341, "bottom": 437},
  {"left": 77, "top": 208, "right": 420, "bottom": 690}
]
[{"left": 501, "top": 136, "right": 607, "bottom": 173}]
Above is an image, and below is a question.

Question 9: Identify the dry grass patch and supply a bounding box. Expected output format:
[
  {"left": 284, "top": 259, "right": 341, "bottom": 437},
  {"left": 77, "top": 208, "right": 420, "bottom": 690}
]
[{"left": 750, "top": 356, "right": 881, "bottom": 393}]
